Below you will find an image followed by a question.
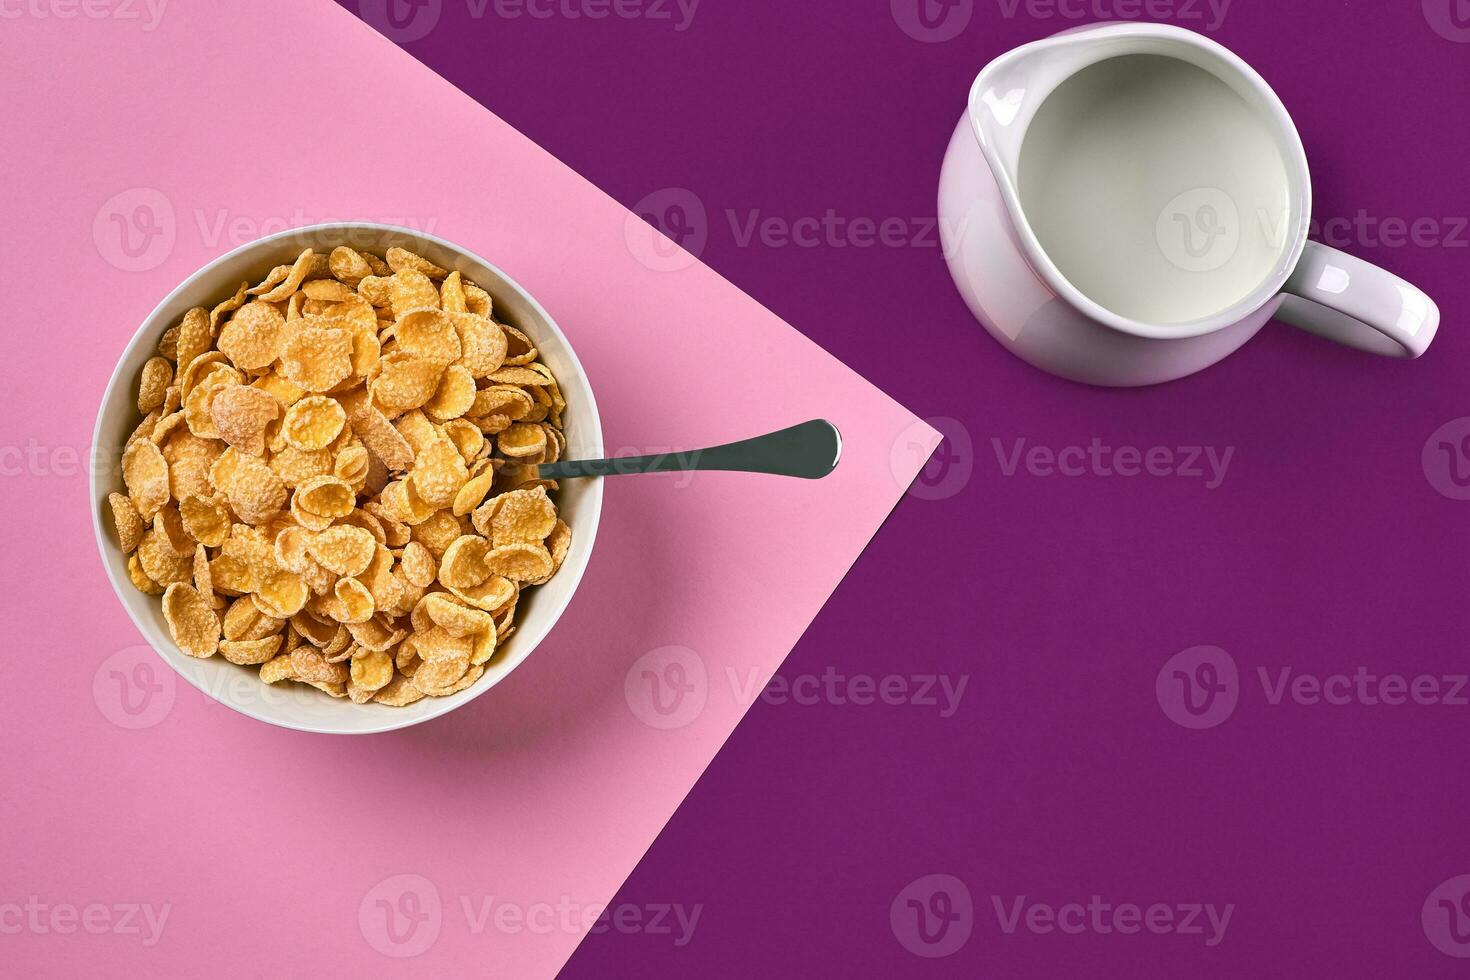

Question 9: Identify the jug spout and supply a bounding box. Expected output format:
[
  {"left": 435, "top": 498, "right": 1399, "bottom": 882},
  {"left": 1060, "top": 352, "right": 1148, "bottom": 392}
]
[{"left": 965, "top": 25, "right": 1123, "bottom": 193}]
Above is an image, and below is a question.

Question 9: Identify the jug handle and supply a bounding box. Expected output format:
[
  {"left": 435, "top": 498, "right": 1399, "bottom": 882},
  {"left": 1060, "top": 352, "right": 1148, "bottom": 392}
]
[{"left": 1277, "top": 241, "right": 1439, "bottom": 358}]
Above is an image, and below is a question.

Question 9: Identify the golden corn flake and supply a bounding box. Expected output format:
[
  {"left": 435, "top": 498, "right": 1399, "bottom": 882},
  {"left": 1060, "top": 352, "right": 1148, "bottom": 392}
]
[
  {"left": 107, "top": 492, "right": 145, "bottom": 553},
  {"left": 182, "top": 365, "right": 241, "bottom": 440},
  {"left": 495, "top": 422, "right": 547, "bottom": 459},
  {"left": 281, "top": 321, "right": 353, "bottom": 392},
  {"left": 292, "top": 475, "right": 355, "bottom": 531},
  {"left": 333, "top": 577, "right": 376, "bottom": 624},
  {"left": 443, "top": 418, "right": 485, "bottom": 462},
  {"left": 447, "top": 574, "right": 516, "bottom": 613},
  {"left": 254, "top": 249, "right": 315, "bottom": 303},
  {"left": 176, "top": 307, "right": 212, "bottom": 369},
  {"left": 420, "top": 593, "right": 493, "bottom": 638},
  {"left": 223, "top": 595, "right": 283, "bottom": 642},
  {"left": 210, "top": 282, "right": 249, "bottom": 331},
  {"left": 282, "top": 394, "right": 346, "bottom": 451},
  {"left": 220, "top": 635, "right": 282, "bottom": 665},
  {"left": 303, "top": 278, "right": 355, "bottom": 303},
  {"left": 372, "top": 352, "right": 444, "bottom": 416},
  {"left": 546, "top": 519, "right": 572, "bottom": 568},
  {"left": 399, "top": 541, "right": 437, "bottom": 588},
  {"left": 334, "top": 444, "right": 369, "bottom": 486},
  {"left": 393, "top": 409, "right": 439, "bottom": 458},
  {"left": 290, "top": 645, "right": 349, "bottom": 685},
  {"left": 408, "top": 509, "right": 462, "bottom": 558},
  {"left": 122, "top": 438, "right": 170, "bottom": 520},
  {"left": 387, "top": 246, "right": 448, "bottom": 280},
  {"left": 192, "top": 543, "right": 214, "bottom": 597},
  {"left": 351, "top": 404, "right": 416, "bottom": 472},
  {"left": 373, "top": 674, "right": 425, "bottom": 706},
  {"left": 454, "top": 467, "right": 497, "bottom": 518},
  {"left": 350, "top": 647, "right": 394, "bottom": 691},
  {"left": 425, "top": 365, "right": 476, "bottom": 423},
  {"left": 450, "top": 313, "right": 508, "bottom": 378},
  {"left": 358, "top": 275, "right": 393, "bottom": 308},
  {"left": 439, "top": 535, "right": 491, "bottom": 589},
  {"left": 307, "top": 525, "right": 376, "bottom": 577},
  {"left": 248, "top": 265, "right": 290, "bottom": 296},
  {"left": 500, "top": 325, "right": 538, "bottom": 366},
  {"left": 217, "top": 301, "right": 287, "bottom": 371},
  {"left": 210, "top": 384, "right": 279, "bottom": 456},
  {"left": 111, "top": 243, "right": 573, "bottom": 705},
  {"left": 410, "top": 440, "right": 468, "bottom": 509},
  {"left": 389, "top": 269, "right": 441, "bottom": 319},
  {"left": 128, "top": 553, "right": 163, "bottom": 594},
  {"left": 162, "top": 583, "right": 221, "bottom": 658},
  {"left": 258, "top": 653, "right": 296, "bottom": 684},
  {"left": 256, "top": 570, "right": 309, "bottom": 618},
  {"left": 224, "top": 452, "right": 287, "bottom": 524},
  {"left": 137, "top": 356, "right": 174, "bottom": 413},
  {"left": 268, "top": 444, "right": 334, "bottom": 489},
  {"left": 395, "top": 309, "right": 462, "bottom": 363},
  {"left": 440, "top": 271, "right": 467, "bottom": 312},
  {"left": 485, "top": 486, "right": 557, "bottom": 545},
  {"left": 482, "top": 542, "right": 554, "bottom": 582},
  {"left": 329, "top": 246, "right": 373, "bottom": 285}
]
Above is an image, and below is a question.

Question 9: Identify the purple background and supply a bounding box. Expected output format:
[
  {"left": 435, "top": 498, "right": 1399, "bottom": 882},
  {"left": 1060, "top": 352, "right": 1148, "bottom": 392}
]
[{"left": 340, "top": 0, "right": 1470, "bottom": 975}]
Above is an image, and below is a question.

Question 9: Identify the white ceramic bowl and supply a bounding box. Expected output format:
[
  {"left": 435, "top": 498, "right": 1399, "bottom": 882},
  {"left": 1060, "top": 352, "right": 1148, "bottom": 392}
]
[{"left": 91, "top": 223, "right": 603, "bottom": 735}]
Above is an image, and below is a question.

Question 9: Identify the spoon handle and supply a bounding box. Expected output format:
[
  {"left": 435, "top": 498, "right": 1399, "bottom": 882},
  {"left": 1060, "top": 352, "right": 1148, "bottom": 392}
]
[{"left": 538, "top": 420, "right": 842, "bottom": 481}]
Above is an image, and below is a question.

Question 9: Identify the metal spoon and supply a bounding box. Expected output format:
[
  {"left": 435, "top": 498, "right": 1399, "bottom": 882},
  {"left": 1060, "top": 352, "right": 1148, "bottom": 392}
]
[{"left": 537, "top": 419, "right": 841, "bottom": 481}]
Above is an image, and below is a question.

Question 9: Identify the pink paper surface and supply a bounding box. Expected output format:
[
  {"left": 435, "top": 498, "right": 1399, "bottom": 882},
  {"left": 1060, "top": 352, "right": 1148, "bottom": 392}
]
[{"left": 0, "top": 3, "right": 938, "bottom": 975}]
